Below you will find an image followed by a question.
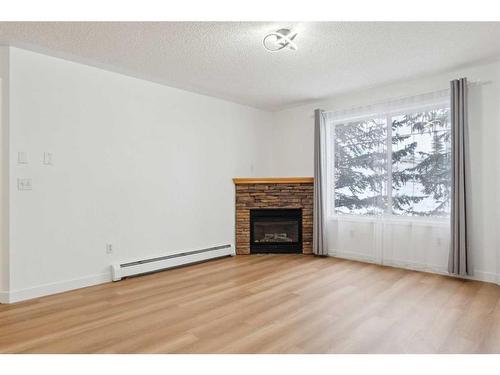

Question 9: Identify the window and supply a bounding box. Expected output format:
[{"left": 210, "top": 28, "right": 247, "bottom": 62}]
[
  {"left": 333, "top": 116, "right": 387, "bottom": 216},
  {"left": 328, "top": 100, "right": 451, "bottom": 218}
]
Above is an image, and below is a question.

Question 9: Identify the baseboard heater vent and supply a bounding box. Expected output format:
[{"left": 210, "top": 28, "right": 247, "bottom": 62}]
[{"left": 111, "top": 244, "right": 235, "bottom": 281}]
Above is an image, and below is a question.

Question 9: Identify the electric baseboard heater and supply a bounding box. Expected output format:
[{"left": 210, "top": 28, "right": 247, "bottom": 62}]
[{"left": 111, "top": 244, "right": 235, "bottom": 281}]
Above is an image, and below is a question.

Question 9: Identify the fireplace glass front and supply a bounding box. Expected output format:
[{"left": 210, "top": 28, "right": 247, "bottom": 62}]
[{"left": 250, "top": 208, "right": 302, "bottom": 253}]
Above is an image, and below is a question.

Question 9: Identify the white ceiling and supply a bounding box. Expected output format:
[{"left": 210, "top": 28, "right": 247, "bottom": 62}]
[{"left": 1, "top": 22, "right": 500, "bottom": 111}]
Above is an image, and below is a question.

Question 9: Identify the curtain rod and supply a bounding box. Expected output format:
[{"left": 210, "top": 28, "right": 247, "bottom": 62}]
[
  {"left": 321, "top": 79, "right": 491, "bottom": 115},
  {"left": 468, "top": 79, "right": 492, "bottom": 86}
]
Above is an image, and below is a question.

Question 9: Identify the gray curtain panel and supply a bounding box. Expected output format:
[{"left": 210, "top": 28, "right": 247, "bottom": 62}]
[
  {"left": 313, "top": 109, "right": 327, "bottom": 256},
  {"left": 448, "top": 78, "right": 471, "bottom": 276}
]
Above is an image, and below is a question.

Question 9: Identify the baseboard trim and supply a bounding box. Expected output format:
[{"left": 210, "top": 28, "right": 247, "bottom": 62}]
[
  {"left": 462, "top": 270, "right": 500, "bottom": 284},
  {"left": 328, "top": 250, "right": 500, "bottom": 286},
  {"left": 327, "top": 250, "right": 378, "bottom": 264},
  {"left": 0, "top": 291, "right": 9, "bottom": 304},
  {"left": 5, "top": 272, "right": 112, "bottom": 304}
]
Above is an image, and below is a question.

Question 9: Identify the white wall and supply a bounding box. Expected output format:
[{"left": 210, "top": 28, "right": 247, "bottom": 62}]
[
  {"left": 5, "top": 47, "right": 274, "bottom": 302},
  {"left": 0, "top": 47, "right": 9, "bottom": 301},
  {"left": 271, "top": 60, "right": 500, "bottom": 283}
]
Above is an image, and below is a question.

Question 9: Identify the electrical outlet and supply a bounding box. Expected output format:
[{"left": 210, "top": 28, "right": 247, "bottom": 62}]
[
  {"left": 17, "top": 178, "right": 32, "bottom": 191},
  {"left": 106, "top": 244, "right": 113, "bottom": 254}
]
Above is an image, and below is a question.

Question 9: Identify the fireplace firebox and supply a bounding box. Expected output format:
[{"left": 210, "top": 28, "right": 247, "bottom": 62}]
[{"left": 250, "top": 208, "right": 302, "bottom": 253}]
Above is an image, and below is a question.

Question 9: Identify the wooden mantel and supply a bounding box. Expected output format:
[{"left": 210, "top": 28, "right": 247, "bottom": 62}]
[{"left": 233, "top": 177, "right": 314, "bottom": 185}]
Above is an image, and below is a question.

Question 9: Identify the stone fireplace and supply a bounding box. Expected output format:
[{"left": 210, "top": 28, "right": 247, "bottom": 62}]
[{"left": 233, "top": 178, "right": 313, "bottom": 255}]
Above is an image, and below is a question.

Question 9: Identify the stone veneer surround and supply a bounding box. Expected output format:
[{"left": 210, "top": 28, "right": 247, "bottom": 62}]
[{"left": 234, "top": 178, "right": 314, "bottom": 255}]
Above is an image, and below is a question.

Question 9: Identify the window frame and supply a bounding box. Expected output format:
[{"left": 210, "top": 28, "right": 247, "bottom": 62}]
[{"left": 326, "top": 99, "right": 451, "bottom": 223}]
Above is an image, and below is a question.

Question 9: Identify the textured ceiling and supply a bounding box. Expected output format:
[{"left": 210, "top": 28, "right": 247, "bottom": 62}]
[{"left": 1, "top": 22, "right": 500, "bottom": 110}]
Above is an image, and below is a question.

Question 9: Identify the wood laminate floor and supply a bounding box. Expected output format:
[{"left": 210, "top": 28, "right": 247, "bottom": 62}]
[{"left": 1, "top": 254, "right": 500, "bottom": 353}]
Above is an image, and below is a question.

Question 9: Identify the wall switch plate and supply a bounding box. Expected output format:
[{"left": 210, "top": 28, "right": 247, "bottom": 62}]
[
  {"left": 17, "top": 152, "right": 28, "bottom": 164},
  {"left": 43, "top": 152, "right": 54, "bottom": 165},
  {"left": 106, "top": 244, "right": 113, "bottom": 254},
  {"left": 17, "top": 178, "right": 32, "bottom": 191}
]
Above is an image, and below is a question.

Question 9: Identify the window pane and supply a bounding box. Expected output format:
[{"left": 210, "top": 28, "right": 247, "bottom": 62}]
[
  {"left": 391, "top": 109, "right": 451, "bottom": 217},
  {"left": 334, "top": 117, "right": 387, "bottom": 215}
]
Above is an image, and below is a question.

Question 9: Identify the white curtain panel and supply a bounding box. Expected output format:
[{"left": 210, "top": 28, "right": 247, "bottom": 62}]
[
  {"left": 323, "top": 89, "right": 452, "bottom": 273},
  {"left": 327, "top": 217, "right": 450, "bottom": 273}
]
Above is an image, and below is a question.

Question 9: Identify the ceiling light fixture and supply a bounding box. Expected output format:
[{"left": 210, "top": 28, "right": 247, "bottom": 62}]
[{"left": 263, "top": 28, "right": 298, "bottom": 52}]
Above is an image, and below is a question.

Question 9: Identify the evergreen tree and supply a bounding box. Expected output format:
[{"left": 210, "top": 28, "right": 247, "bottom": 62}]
[{"left": 334, "top": 108, "right": 451, "bottom": 216}]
